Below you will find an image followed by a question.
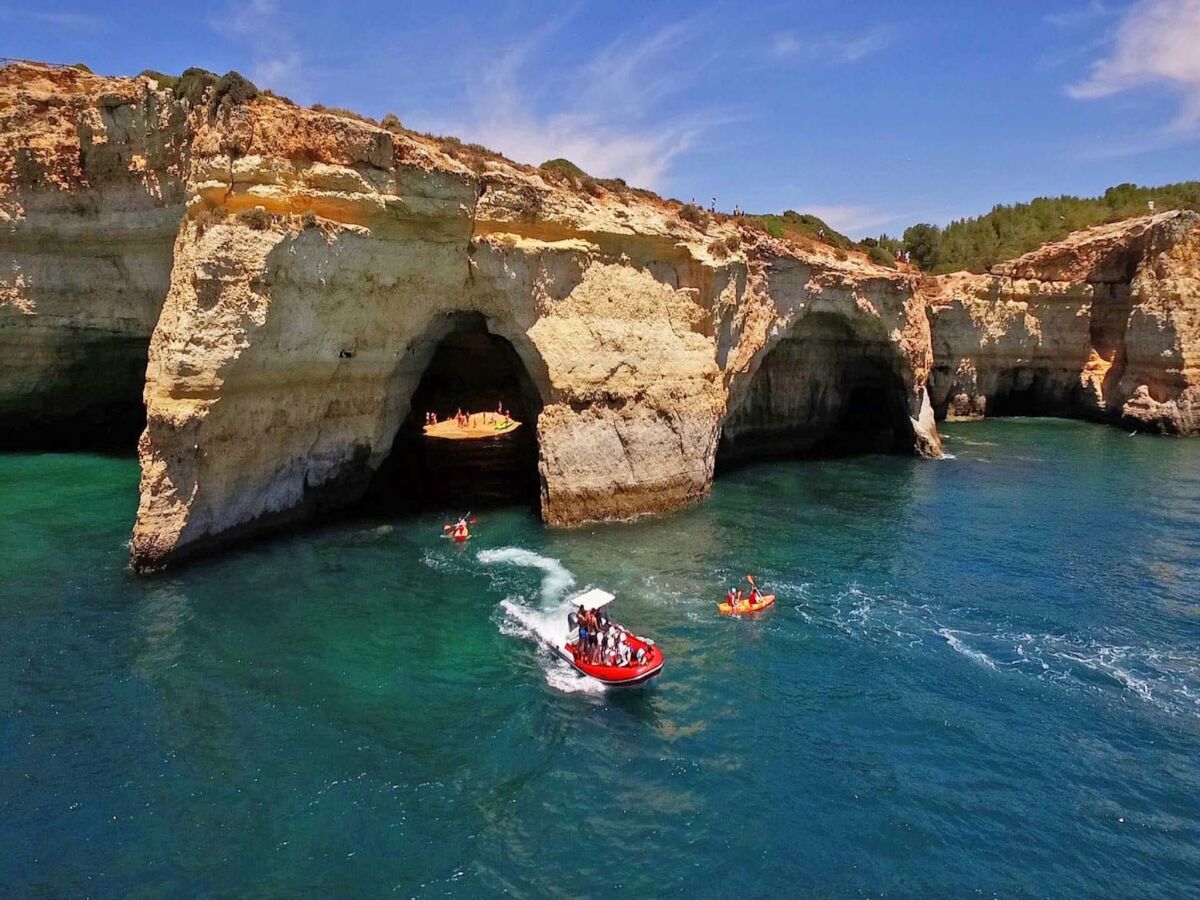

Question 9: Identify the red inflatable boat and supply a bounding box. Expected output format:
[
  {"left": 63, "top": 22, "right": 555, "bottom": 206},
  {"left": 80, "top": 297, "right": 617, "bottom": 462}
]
[{"left": 555, "top": 589, "right": 664, "bottom": 687}]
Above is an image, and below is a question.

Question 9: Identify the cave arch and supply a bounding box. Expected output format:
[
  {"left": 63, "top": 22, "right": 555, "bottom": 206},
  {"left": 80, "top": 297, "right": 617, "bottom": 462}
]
[
  {"left": 717, "top": 312, "right": 915, "bottom": 470},
  {"left": 363, "top": 312, "right": 548, "bottom": 512}
]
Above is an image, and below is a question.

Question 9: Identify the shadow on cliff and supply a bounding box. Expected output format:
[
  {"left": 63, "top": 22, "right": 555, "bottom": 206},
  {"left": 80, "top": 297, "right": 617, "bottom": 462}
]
[{"left": 716, "top": 312, "right": 915, "bottom": 473}]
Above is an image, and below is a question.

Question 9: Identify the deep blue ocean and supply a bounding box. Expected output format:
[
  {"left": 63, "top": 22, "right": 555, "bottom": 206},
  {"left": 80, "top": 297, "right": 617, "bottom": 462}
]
[{"left": 2, "top": 419, "right": 1198, "bottom": 897}]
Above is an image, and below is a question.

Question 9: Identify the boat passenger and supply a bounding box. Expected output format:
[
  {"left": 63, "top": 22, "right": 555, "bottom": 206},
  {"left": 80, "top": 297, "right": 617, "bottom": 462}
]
[
  {"left": 726, "top": 587, "right": 737, "bottom": 607},
  {"left": 748, "top": 587, "right": 760, "bottom": 606}
]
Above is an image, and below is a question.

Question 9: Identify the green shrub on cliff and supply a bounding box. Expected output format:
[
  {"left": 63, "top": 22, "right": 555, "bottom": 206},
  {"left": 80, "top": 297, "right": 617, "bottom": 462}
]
[
  {"left": 679, "top": 203, "right": 709, "bottom": 227},
  {"left": 176, "top": 67, "right": 218, "bottom": 105},
  {"left": 138, "top": 69, "right": 178, "bottom": 89},
  {"left": 539, "top": 158, "right": 588, "bottom": 181},
  {"left": 867, "top": 244, "right": 897, "bottom": 268},
  {"left": 212, "top": 71, "right": 259, "bottom": 107},
  {"left": 746, "top": 211, "right": 855, "bottom": 250}
]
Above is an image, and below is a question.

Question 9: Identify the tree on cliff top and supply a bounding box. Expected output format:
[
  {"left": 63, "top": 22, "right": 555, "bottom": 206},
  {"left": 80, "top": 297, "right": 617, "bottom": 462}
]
[{"left": 888, "top": 181, "right": 1200, "bottom": 273}]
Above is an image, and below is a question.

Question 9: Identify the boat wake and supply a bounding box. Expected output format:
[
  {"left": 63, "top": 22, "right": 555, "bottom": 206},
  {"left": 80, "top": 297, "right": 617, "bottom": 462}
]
[
  {"left": 793, "top": 582, "right": 1200, "bottom": 721},
  {"left": 479, "top": 547, "right": 606, "bottom": 694}
]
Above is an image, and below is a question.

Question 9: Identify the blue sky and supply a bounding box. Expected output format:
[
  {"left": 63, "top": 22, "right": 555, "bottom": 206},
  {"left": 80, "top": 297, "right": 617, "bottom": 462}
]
[{"left": 4, "top": 0, "right": 1198, "bottom": 237}]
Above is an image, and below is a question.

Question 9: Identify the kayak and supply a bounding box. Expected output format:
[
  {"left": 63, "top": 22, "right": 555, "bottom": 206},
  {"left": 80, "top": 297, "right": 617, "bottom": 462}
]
[{"left": 717, "top": 593, "right": 776, "bottom": 615}]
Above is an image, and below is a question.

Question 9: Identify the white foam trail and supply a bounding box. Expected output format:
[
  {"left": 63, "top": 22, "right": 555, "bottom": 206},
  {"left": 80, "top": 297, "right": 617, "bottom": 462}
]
[
  {"left": 482, "top": 548, "right": 606, "bottom": 694},
  {"left": 477, "top": 547, "right": 575, "bottom": 604},
  {"left": 499, "top": 599, "right": 606, "bottom": 695},
  {"left": 937, "top": 628, "right": 999, "bottom": 670}
]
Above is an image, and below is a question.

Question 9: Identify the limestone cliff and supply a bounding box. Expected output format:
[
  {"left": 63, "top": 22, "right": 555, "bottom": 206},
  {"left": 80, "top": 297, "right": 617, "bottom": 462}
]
[
  {"left": 925, "top": 211, "right": 1200, "bottom": 434},
  {"left": 123, "top": 79, "right": 939, "bottom": 569},
  {"left": 0, "top": 63, "right": 187, "bottom": 447},
  {"left": 10, "top": 60, "right": 1194, "bottom": 575}
]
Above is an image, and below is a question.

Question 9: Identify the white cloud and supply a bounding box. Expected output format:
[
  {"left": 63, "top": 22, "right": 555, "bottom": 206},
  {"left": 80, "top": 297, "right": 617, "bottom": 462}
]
[
  {"left": 216, "top": 0, "right": 306, "bottom": 97},
  {"left": 768, "top": 26, "right": 895, "bottom": 64},
  {"left": 803, "top": 205, "right": 905, "bottom": 238},
  {"left": 1068, "top": 0, "right": 1200, "bottom": 132},
  {"left": 431, "top": 16, "right": 725, "bottom": 189},
  {"left": 32, "top": 10, "right": 103, "bottom": 30},
  {"left": 1045, "top": 1, "right": 1113, "bottom": 28}
]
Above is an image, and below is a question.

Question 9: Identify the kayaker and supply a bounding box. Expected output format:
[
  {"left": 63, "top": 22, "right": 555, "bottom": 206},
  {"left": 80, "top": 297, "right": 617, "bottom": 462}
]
[
  {"left": 726, "top": 587, "right": 737, "bottom": 607},
  {"left": 748, "top": 586, "right": 760, "bottom": 606}
]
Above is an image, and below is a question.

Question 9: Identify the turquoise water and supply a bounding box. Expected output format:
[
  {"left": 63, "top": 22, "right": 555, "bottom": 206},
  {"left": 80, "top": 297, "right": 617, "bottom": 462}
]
[{"left": 2, "top": 420, "right": 1198, "bottom": 897}]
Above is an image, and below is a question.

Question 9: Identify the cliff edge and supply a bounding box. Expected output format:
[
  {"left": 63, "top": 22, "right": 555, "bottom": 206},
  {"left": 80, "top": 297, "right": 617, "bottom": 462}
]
[{"left": 926, "top": 211, "right": 1200, "bottom": 434}]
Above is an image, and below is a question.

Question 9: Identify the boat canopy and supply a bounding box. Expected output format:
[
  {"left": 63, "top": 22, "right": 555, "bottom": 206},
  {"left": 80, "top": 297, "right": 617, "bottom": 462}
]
[{"left": 572, "top": 588, "right": 615, "bottom": 611}]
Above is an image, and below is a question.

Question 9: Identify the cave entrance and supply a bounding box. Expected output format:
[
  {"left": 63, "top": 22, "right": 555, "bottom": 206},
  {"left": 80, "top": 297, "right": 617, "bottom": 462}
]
[
  {"left": 365, "top": 314, "right": 544, "bottom": 513},
  {"left": 0, "top": 335, "right": 149, "bottom": 453},
  {"left": 986, "top": 368, "right": 1068, "bottom": 417},
  {"left": 717, "top": 313, "right": 913, "bottom": 471}
]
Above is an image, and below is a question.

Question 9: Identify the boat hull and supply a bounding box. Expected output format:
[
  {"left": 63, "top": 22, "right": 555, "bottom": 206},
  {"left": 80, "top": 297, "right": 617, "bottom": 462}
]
[
  {"left": 717, "top": 593, "right": 777, "bottom": 615},
  {"left": 553, "top": 642, "right": 664, "bottom": 687}
]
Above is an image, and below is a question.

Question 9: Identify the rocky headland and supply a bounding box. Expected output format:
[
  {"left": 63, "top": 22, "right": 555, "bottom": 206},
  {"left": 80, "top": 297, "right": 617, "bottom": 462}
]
[{"left": 1, "top": 61, "right": 1195, "bottom": 572}]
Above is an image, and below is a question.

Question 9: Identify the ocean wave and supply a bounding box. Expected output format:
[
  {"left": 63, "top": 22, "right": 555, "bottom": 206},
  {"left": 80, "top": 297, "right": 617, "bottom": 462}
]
[
  {"left": 932, "top": 625, "right": 1200, "bottom": 719},
  {"left": 800, "top": 583, "right": 1200, "bottom": 719}
]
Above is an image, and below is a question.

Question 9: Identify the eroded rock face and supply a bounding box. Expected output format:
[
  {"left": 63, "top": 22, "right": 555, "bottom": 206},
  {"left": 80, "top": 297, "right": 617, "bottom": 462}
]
[
  {"left": 115, "top": 76, "right": 942, "bottom": 569},
  {"left": 0, "top": 63, "right": 188, "bottom": 447},
  {"left": 925, "top": 212, "right": 1200, "bottom": 434},
  {"left": 24, "top": 61, "right": 1198, "bottom": 573}
]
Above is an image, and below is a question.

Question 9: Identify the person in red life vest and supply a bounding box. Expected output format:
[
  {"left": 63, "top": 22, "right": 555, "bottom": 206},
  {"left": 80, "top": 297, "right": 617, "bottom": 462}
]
[
  {"left": 726, "top": 587, "right": 737, "bottom": 607},
  {"left": 748, "top": 586, "right": 760, "bottom": 606}
]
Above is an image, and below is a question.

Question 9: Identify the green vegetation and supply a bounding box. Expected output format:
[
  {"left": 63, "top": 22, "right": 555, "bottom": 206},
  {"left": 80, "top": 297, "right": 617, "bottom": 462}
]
[
  {"left": 212, "top": 71, "right": 258, "bottom": 107},
  {"left": 890, "top": 182, "right": 1200, "bottom": 273},
  {"left": 539, "top": 158, "right": 588, "bottom": 181},
  {"left": 175, "top": 68, "right": 219, "bottom": 105},
  {"left": 380, "top": 113, "right": 403, "bottom": 133},
  {"left": 866, "top": 244, "right": 896, "bottom": 268},
  {"left": 747, "top": 210, "right": 855, "bottom": 251},
  {"left": 138, "top": 69, "right": 178, "bottom": 89},
  {"left": 679, "top": 203, "right": 709, "bottom": 227}
]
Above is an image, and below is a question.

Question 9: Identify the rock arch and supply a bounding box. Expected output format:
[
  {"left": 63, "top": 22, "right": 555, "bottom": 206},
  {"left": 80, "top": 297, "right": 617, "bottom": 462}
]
[
  {"left": 364, "top": 311, "right": 549, "bottom": 512},
  {"left": 718, "top": 311, "right": 918, "bottom": 469}
]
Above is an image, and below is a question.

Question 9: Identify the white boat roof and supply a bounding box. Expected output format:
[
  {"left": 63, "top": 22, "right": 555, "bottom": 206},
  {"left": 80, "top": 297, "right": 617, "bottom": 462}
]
[{"left": 572, "top": 588, "right": 615, "bottom": 611}]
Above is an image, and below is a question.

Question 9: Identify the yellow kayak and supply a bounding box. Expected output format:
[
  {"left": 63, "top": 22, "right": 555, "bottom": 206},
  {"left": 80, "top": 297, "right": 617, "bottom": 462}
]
[{"left": 717, "top": 594, "right": 776, "bottom": 616}]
